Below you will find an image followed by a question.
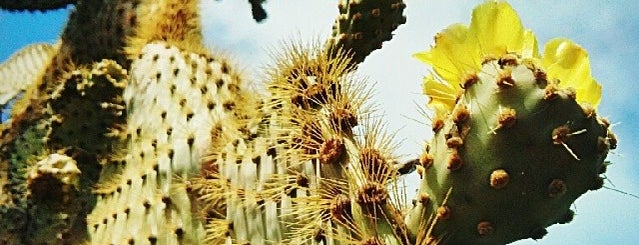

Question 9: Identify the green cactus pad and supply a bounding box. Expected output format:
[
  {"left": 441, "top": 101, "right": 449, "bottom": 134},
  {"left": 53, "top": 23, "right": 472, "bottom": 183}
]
[
  {"left": 407, "top": 56, "right": 615, "bottom": 244},
  {"left": 327, "top": 0, "right": 407, "bottom": 65}
]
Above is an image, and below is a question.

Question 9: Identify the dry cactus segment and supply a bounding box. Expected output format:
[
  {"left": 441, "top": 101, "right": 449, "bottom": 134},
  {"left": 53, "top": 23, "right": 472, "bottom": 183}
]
[
  {"left": 27, "top": 153, "right": 81, "bottom": 202},
  {"left": 248, "top": 0, "right": 267, "bottom": 22},
  {"left": 327, "top": 0, "right": 407, "bottom": 65},
  {"left": 0, "top": 0, "right": 76, "bottom": 11}
]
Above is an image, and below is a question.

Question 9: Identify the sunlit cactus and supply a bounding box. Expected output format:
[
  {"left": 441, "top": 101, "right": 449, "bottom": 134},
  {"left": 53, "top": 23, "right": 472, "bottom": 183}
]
[{"left": 0, "top": 1, "right": 618, "bottom": 245}]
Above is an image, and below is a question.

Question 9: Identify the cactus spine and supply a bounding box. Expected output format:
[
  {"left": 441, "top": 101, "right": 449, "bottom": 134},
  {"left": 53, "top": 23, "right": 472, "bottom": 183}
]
[{"left": 0, "top": 1, "right": 618, "bottom": 245}]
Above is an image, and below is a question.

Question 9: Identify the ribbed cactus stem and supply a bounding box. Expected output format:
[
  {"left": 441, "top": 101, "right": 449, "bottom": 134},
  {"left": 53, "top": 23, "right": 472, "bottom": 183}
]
[
  {"left": 54, "top": 0, "right": 138, "bottom": 68},
  {"left": 87, "top": 41, "right": 253, "bottom": 243}
]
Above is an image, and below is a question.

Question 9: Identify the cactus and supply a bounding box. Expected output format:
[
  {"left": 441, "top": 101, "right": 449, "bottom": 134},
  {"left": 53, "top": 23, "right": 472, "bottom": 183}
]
[
  {"left": 326, "top": 0, "right": 407, "bottom": 65},
  {"left": 407, "top": 2, "right": 616, "bottom": 244},
  {"left": 0, "top": 0, "right": 618, "bottom": 245}
]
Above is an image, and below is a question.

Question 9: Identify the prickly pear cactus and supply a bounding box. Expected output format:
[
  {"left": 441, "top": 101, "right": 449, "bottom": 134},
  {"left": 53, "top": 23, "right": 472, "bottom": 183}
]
[
  {"left": 0, "top": 0, "right": 620, "bottom": 245},
  {"left": 327, "top": 0, "right": 407, "bottom": 65},
  {"left": 407, "top": 2, "right": 617, "bottom": 244}
]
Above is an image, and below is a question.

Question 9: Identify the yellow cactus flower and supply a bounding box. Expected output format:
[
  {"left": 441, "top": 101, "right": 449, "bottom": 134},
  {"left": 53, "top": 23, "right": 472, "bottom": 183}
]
[
  {"left": 415, "top": 0, "right": 601, "bottom": 116},
  {"left": 542, "top": 38, "right": 602, "bottom": 107}
]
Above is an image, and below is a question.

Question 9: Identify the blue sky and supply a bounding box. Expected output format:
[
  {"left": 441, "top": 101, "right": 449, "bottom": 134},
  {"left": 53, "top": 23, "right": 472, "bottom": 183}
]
[{"left": 1, "top": 1, "right": 638, "bottom": 244}]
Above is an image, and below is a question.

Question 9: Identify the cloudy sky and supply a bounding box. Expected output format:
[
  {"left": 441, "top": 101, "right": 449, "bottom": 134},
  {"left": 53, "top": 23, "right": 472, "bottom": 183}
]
[{"left": 1, "top": 1, "right": 638, "bottom": 244}]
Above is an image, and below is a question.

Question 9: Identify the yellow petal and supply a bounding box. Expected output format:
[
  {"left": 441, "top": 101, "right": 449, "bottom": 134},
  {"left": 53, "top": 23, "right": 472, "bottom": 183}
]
[
  {"left": 429, "top": 100, "right": 452, "bottom": 120},
  {"left": 470, "top": 0, "right": 525, "bottom": 56},
  {"left": 576, "top": 78, "right": 602, "bottom": 107},
  {"left": 422, "top": 75, "right": 458, "bottom": 115},
  {"left": 542, "top": 38, "right": 601, "bottom": 107},
  {"left": 521, "top": 29, "right": 539, "bottom": 58},
  {"left": 413, "top": 24, "right": 481, "bottom": 88}
]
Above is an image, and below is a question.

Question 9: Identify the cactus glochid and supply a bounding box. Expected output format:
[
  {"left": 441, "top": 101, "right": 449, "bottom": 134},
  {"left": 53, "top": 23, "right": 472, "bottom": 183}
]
[{"left": 0, "top": 0, "right": 618, "bottom": 245}]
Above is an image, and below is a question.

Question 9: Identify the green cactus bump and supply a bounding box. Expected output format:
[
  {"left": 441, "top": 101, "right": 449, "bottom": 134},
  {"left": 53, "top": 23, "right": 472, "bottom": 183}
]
[{"left": 408, "top": 2, "right": 616, "bottom": 244}]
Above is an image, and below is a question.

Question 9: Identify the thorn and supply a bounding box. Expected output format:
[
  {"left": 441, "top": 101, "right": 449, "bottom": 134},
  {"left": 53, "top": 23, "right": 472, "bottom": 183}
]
[{"left": 561, "top": 142, "right": 580, "bottom": 161}]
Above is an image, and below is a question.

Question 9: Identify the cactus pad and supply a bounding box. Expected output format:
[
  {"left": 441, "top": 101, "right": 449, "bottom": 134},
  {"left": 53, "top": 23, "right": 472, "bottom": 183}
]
[
  {"left": 408, "top": 56, "right": 615, "bottom": 244},
  {"left": 327, "top": 0, "right": 407, "bottom": 65}
]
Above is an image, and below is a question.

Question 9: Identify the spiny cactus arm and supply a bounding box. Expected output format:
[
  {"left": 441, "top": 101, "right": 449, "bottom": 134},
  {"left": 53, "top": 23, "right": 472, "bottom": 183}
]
[
  {"left": 326, "top": 0, "right": 406, "bottom": 66},
  {"left": 259, "top": 41, "right": 411, "bottom": 244},
  {"left": 0, "top": 0, "right": 76, "bottom": 12},
  {"left": 0, "top": 43, "right": 58, "bottom": 105},
  {"left": 406, "top": 2, "right": 616, "bottom": 244}
]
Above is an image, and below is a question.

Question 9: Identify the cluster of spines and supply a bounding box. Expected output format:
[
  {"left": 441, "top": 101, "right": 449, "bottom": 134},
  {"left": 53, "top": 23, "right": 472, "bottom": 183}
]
[
  {"left": 262, "top": 41, "right": 410, "bottom": 244},
  {"left": 406, "top": 55, "right": 616, "bottom": 244}
]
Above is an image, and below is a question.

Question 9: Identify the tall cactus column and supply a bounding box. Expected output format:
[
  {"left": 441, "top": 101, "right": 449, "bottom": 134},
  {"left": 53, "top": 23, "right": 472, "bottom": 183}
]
[
  {"left": 85, "top": 0, "right": 261, "bottom": 243},
  {"left": 88, "top": 41, "right": 253, "bottom": 244}
]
